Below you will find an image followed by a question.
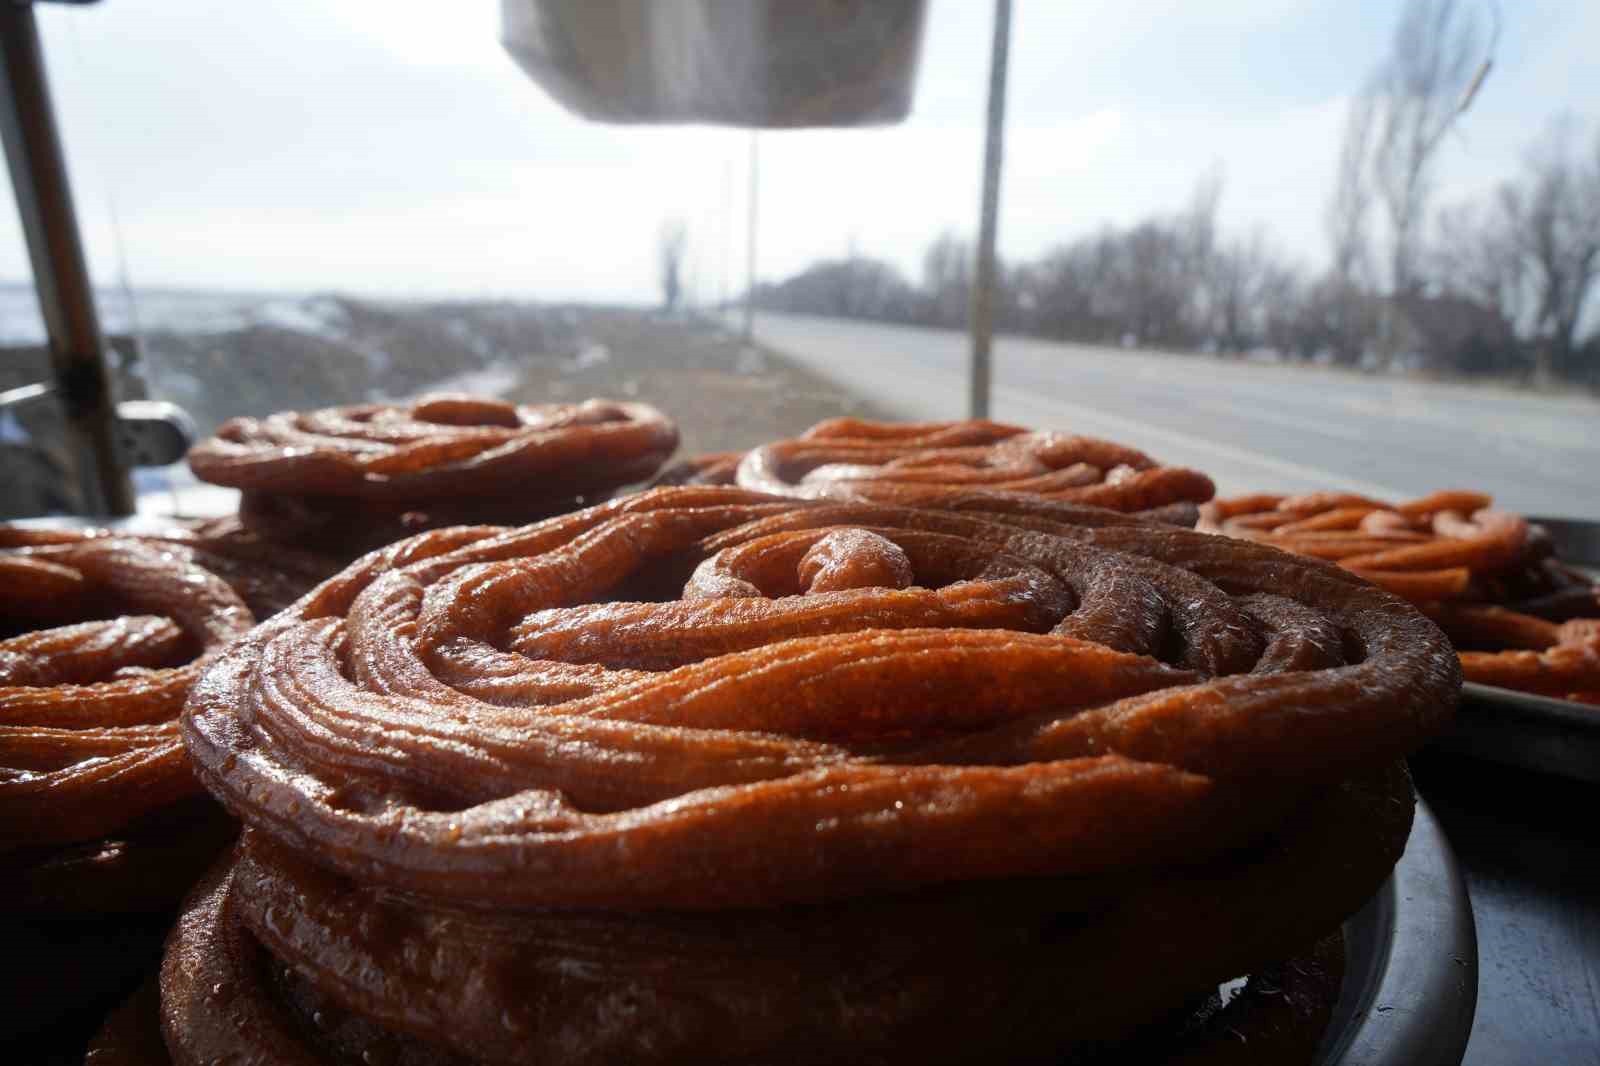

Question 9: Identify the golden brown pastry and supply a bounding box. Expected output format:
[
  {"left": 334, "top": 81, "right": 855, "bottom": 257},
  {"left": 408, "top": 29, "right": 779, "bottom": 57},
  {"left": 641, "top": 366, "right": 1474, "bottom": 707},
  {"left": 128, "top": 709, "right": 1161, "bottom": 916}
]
[
  {"left": 0, "top": 536, "right": 254, "bottom": 853},
  {"left": 0, "top": 519, "right": 337, "bottom": 621},
  {"left": 0, "top": 531, "right": 267, "bottom": 1043},
  {"left": 155, "top": 486, "right": 1456, "bottom": 1064},
  {"left": 734, "top": 417, "right": 1215, "bottom": 513},
  {"left": 1201, "top": 491, "right": 1600, "bottom": 704},
  {"left": 187, "top": 394, "right": 678, "bottom": 557}
]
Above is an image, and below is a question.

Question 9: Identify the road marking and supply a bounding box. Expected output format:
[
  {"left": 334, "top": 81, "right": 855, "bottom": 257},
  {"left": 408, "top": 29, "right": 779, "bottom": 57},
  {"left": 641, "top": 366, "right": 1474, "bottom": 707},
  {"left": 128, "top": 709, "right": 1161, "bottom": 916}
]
[
  {"left": 762, "top": 324, "right": 1408, "bottom": 498},
  {"left": 751, "top": 313, "right": 1600, "bottom": 517},
  {"left": 993, "top": 384, "right": 1408, "bottom": 499}
]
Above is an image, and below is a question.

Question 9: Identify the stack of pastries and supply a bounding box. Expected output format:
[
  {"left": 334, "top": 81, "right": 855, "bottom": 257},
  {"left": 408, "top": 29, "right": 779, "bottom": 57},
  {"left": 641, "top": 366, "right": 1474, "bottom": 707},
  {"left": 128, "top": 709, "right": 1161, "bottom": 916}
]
[
  {"left": 656, "top": 417, "right": 1216, "bottom": 526},
  {"left": 3, "top": 401, "right": 1468, "bottom": 1064},
  {"left": 187, "top": 395, "right": 678, "bottom": 559},
  {"left": 1202, "top": 491, "right": 1600, "bottom": 704},
  {"left": 0, "top": 527, "right": 284, "bottom": 1038}
]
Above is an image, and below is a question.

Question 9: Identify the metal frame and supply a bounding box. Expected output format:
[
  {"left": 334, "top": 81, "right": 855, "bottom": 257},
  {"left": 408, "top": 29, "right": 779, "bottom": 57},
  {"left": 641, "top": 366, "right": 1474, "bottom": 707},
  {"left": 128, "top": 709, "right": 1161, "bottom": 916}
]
[
  {"left": 0, "top": 0, "right": 132, "bottom": 514},
  {"left": 968, "top": 0, "right": 1011, "bottom": 420}
]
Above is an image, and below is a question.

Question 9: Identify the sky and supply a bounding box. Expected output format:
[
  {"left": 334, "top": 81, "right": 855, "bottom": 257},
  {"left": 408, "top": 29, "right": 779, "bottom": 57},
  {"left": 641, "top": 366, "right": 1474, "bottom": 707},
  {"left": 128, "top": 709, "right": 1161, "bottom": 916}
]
[{"left": 0, "top": 0, "right": 1595, "bottom": 305}]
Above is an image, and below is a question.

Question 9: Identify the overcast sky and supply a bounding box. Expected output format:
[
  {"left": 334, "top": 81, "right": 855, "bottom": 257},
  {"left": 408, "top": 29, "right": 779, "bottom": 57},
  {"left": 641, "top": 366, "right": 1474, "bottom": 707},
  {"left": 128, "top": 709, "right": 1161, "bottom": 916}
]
[{"left": 1, "top": 0, "right": 1595, "bottom": 304}]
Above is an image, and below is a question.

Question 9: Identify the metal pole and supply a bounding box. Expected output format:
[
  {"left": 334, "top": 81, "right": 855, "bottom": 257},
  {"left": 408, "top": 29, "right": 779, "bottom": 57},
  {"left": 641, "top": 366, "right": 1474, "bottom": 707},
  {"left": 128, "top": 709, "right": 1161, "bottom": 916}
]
[
  {"left": 720, "top": 155, "right": 731, "bottom": 313},
  {"left": 743, "top": 131, "right": 758, "bottom": 343},
  {"left": 968, "top": 0, "right": 1011, "bottom": 420},
  {"left": 0, "top": 3, "right": 132, "bottom": 514}
]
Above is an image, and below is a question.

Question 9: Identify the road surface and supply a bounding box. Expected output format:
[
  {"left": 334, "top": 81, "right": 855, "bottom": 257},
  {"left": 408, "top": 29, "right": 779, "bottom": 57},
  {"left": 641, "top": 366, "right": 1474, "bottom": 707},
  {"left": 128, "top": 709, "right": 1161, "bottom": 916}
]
[{"left": 742, "top": 312, "right": 1600, "bottom": 521}]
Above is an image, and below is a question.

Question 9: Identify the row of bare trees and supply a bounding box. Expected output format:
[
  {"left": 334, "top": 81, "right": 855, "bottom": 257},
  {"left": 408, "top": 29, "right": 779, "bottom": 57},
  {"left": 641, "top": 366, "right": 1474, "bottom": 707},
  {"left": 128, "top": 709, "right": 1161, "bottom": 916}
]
[
  {"left": 753, "top": 0, "right": 1600, "bottom": 388},
  {"left": 1430, "top": 122, "right": 1600, "bottom": 382}
]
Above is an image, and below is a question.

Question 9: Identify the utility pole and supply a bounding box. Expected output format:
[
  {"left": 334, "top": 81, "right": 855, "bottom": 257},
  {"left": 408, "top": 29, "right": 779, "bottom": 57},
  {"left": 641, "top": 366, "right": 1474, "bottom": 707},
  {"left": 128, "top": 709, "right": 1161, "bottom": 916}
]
[
  {"left": 743, "top": 132, "right": 759, "bottom": 343},
  {"left": 968, "top": 0, "right": 1011, "bottom": 420},
  {"left": 720, "top": 155, "right": 732, "bottom": 312}
]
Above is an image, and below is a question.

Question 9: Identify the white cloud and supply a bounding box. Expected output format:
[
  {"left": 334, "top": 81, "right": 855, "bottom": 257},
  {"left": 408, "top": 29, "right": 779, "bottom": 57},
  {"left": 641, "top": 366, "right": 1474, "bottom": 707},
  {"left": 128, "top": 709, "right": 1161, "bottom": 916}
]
[{"left": 0, "top": 0, "right": 1593, "bottom": 304}]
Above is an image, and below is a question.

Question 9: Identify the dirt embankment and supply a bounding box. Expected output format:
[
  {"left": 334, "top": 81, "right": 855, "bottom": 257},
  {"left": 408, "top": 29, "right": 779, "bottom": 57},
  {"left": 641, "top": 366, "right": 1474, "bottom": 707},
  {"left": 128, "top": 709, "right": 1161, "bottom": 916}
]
[{"left": 510, "top": 309, "right": 894, "bottom": 459}]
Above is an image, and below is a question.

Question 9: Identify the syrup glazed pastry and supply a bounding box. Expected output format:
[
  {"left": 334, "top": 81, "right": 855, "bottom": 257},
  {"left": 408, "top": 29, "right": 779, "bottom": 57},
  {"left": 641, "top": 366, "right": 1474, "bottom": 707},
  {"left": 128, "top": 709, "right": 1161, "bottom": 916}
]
[
  {"left": 187, "top": 394, "right": 679, "bottom": 557},
  {"left": 0, "top": 534, "right": 256, "bottom": 1040},
  {"left": 165, "top": 486, "right": 1457, "bottom": 1065},
  {"left": 733, "top": 417, "right": 1216, "bottom": 514},
  {"left": 1201, "top": 491, "right": 1600, "bottom": 704},
  {"left": 657, "top": 446, "right": 1204, "bottom": 528},
  {"left": 0, "top": 534, "right": 254, "bottom": 856},
  {"left": 0, "top": 518, "right": 337, "bottom": 622}
]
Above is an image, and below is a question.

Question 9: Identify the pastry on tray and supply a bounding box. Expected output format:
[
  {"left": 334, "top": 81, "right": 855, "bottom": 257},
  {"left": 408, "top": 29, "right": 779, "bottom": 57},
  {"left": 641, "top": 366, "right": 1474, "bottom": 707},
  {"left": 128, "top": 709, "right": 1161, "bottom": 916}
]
[
  {"left": 0, "top": 519, "right": 338, "bottom": 621},
  {"left": 0, "top": 530, "right": 262, "bottom": 1039},
  {"left": 1201, "top": 491, "right": 1600, "bottom": 705},
  {"left": 654, "top": 417, "right": 1214, "bottom": 528},
  {"left": 152, "top": 485, "right": 1454, "bottom": 1064},
  {"left": 187, "top": 394, "right": 679, "bottom": 558}
]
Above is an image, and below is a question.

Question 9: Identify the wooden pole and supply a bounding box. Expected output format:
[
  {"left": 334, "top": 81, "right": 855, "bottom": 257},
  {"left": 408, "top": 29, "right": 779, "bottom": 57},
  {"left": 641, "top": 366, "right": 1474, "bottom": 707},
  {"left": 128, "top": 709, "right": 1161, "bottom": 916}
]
[{"left": 968, "top": 0, "right": 1011, "bottom": 420}]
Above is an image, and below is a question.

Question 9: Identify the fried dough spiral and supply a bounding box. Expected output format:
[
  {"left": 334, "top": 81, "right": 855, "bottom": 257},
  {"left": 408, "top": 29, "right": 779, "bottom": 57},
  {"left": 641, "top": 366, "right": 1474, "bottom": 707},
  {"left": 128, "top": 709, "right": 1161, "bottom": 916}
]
[
  {"left": 0, "top": 520, "right": 336, "bottom": 621},
  {"left": 735, "top": 418, "right": 1216, "bottom": 512},
  {"left": 1202, "top": 491, "right": 1600, "bottom": 704},
  {"left": 0, "top": 536, "right": 254, "bottom": 852},
  {"left": 1, "top": 530, "right": 269, "bottom": 1044},
  {"left": 163, "top": 765, "right": 1410, "bottom": 1066},
  {"left": 1199, "top": 491, "right": 1528, "bottom": 601},
  {"left": 188, "top": 395, "right": 678, "bottom": 556},
  {"left": 166, "top": 486, "right": 1456, "bottom": 1064}
]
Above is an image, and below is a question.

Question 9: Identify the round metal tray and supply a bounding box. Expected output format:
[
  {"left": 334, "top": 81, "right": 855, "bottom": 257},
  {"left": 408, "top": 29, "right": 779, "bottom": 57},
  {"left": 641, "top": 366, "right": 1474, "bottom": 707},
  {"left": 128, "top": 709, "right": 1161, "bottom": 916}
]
[
  {"left": 1433, "top": 515, "right": 1600, "bottom": 782},
  {"left": 1442, "top": 683, "right": 1600, "bottom": 782},
  {"left": 1315, "top": 798, "right": 1477, "bottom": 1065}
]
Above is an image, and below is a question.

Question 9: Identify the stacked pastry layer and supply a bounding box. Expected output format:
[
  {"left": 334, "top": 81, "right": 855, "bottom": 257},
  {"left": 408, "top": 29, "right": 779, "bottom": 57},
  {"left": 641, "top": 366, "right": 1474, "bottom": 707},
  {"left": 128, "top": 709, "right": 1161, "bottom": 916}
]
[
  {"left": 0, "top": 532, "right": 261, "bottom": 859},
  {"left": 1, "top": 528, "right": 271, "bottom": 1042},
  {"left": 657, "top": 418, "right": 1215, "bottom": 523},
  {"left": 160, "top": 486, "right": 1457, "bottom": 1065},
  {"left": 188, "top": 395, "right": 678, "bottom": 558}
]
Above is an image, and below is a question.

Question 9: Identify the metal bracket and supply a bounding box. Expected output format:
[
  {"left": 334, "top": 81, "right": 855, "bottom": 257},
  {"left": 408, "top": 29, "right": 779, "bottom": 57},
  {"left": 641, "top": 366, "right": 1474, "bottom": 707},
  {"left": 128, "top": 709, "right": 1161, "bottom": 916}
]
[{"left": 0, "top": 382, "right": 195, "bottom": 467}]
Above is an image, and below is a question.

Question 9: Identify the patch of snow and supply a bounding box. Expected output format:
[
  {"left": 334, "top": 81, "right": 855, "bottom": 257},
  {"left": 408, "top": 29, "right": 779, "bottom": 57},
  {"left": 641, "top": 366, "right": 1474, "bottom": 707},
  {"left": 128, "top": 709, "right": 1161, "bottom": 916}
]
[
  {"left": 252, "top": 296, "right": 349, "bottom": 342},
  {"left": 570, "top": 344, "right": 611, "bottom": 371},
  {"left": 418, "top": 362, "right": 521, "bottom": 399}
]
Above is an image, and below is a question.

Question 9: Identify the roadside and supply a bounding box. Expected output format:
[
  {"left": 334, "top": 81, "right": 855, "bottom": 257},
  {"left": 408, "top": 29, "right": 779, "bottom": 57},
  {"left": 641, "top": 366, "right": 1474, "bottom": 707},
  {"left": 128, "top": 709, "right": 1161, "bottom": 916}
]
[
  {"left": 508, "top": 308, "right": 897, "bottom": 459},
  {"left": 738, "top": 310, "right": 1600, "bottom": 519}
]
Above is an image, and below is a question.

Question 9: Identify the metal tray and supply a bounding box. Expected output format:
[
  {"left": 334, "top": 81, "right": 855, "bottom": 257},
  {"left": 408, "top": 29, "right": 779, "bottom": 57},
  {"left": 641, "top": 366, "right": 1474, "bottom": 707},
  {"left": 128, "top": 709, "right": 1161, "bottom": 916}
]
[
  {"left": 1315, "top": 798, "right": 1477, "bottom": 1066},
  {"left": 1434, "top": 515, "right": 1600, "bottom": 782}
]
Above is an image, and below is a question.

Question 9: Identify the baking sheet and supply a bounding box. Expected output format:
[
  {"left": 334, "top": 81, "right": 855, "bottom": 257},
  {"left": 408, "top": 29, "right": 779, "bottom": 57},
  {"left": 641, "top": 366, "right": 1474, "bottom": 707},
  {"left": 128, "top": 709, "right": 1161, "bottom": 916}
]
[{"left": 1435, "top": 516, "right": 1600, "bottom": 781}]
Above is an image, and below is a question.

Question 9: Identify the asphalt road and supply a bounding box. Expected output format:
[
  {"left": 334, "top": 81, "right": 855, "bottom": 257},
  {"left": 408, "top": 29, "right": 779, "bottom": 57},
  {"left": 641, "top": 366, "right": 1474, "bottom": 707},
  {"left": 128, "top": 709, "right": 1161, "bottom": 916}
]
[{"left": 742, "top": 312, "right": 1600, "bottom": 521}]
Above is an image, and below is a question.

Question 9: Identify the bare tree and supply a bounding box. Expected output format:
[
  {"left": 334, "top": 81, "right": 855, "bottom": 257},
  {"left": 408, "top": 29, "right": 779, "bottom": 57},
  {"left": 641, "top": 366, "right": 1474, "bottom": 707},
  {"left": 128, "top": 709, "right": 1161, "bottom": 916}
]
[
  {"left": 1500, "top": 119, "right": 1600, "bottom": 384},
  {"left": 1258, "top": 259, "right": 1310, "bottom": 359},
  {"left": 922, "top": 231, "right": 972, "bottom": 327},
  {"left": 1179, "top": 168, "right": 1224, "bottom": 341},
  {"left": 1023, "top": 241, "right": 1101, "bottom": 340},
  {"left": 1326, "top": 90, "right": 1378, "bottom": 363},
  {"left": 1210, "top": 231, "right": 1278, "bottom": 354},
  {"left": 1431, "top": 197, "right": 1525, "bottom": 332},
  {"left": 1369, "top": 0, "right": 1491, "bottom": 299},
  {"left": 659, "top": 219, "right": 688, "bottom": 313},
  {"left": 1112, "top": 221, "right": 1190, "bottom": 347},
  {"left": 1329, "top": 91, "right": 1376, "bottom": 287}
]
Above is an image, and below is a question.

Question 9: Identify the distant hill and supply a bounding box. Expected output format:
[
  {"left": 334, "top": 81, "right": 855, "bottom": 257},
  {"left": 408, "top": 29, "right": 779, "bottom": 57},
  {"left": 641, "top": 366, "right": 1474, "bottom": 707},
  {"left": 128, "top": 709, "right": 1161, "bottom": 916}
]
[
  {"left": 0, "top": 284, "right": 579, "bottom": 515},
  {"left": 0, "top": 283, "right": 579, "bottom": 436}
]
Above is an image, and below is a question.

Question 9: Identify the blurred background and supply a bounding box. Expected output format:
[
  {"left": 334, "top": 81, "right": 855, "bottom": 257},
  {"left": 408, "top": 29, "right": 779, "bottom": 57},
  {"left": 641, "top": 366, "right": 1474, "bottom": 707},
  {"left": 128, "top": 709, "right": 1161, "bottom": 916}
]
[{"left": 3, "top": 0, "right": 1597, "bottom": 516}]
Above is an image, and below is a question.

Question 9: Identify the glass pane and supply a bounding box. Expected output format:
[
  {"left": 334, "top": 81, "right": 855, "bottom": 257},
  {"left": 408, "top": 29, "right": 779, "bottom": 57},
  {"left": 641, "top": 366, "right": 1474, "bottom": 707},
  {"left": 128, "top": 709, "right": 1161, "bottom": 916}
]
[{"left": 8, "top": 0, "right": 1597, "bottom": 523}]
